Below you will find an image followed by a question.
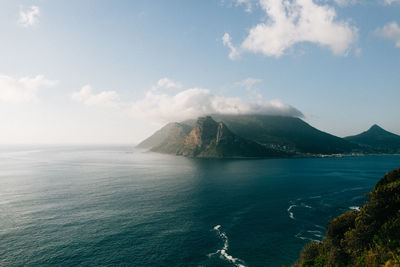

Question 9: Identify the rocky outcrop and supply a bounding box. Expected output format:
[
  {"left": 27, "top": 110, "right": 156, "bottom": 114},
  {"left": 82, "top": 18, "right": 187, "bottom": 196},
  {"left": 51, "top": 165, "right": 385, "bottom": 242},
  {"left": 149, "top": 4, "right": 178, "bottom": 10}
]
[{"left": 177, "top": 116, "right": 288, "bottom": 158}]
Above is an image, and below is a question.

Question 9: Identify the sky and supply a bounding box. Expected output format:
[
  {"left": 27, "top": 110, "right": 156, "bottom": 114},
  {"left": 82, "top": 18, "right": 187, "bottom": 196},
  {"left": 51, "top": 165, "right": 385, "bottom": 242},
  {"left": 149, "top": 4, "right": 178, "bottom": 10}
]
[{"left": 0, "top": 0, "right": 399, "bottom": 144}]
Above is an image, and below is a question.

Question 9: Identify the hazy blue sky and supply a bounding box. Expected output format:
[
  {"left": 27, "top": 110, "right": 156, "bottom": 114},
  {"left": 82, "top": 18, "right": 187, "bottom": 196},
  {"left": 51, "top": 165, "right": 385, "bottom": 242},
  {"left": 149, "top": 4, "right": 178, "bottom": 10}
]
[{"left": 0, "top": 0, "right": 399, "bottom": 144}]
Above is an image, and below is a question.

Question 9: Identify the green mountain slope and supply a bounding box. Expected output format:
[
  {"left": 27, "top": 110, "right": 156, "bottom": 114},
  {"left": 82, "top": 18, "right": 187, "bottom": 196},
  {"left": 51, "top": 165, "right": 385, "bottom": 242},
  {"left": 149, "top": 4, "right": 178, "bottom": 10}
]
[
  {"left": 136, "top": 122, "right": 192, "bottom": 150},
  {"left": 345, "top": 125, "right": 400, "bottom": 153},
  {"left": 207, "top": 114, "right": 358, "bottom": 154},
  {"left": 293, "top": 168, "right": 400, "bottom": 267}
]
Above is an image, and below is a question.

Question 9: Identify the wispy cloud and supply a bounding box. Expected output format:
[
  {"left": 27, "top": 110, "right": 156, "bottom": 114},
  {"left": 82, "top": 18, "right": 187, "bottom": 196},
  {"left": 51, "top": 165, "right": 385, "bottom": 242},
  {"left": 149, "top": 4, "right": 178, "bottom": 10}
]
[
  {"left": 332, "top": 0, "right": 358, "bottom": 6},
  {"left": 235, "top": 77, "right": 263, "bottom": 99},
  {"left": 152, "top": 77, "right": 183, "bottom": 90},
  {"left": 375, "top": 22, "right": 400, "bottom": 48},
  {"left": 236, "top": 0, "right": 253, "bottom": 12},
  {"left": 18, "top": 6, "right": 40, "bottom": 28},
  {"left": 0, "top": 74, "right": 58, "bottom": 103},
  {"left": 223, "top": 0, "right": 358, "bottom": 58},
  {"left": 383, "top": 0, "right": 400, "bottom": 5},
  {"left": 222, "top": 33, "right": 240, "bottom": 60},
  {"left": 222, "top": 0, "right": 255, "bottom": 12},
  {"left": 72, "top": 85, "right": 121, "bottom": 108}
]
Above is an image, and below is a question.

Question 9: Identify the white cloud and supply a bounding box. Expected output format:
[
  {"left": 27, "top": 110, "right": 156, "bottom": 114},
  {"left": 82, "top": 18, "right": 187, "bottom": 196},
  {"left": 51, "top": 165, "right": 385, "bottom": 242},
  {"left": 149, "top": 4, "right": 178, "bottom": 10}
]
[
  {"left": 222, "top": 33, "right": 240, "bottom": 60},
  {"left": 72, "top": 85, "right": 121, "bottom": 108},
  {"left": 129, "top": 87, "right": 303, "bottom": 124},
  {"left": 375, "top": 22, "right": 400, "bottom": 48},
  {"left": 152, "top": 77, "right": 183, "bottom": 90},
  {"left": 236, "top": 0, "right": 253, "bottom": 12},
  {"left": 225, "top": 0, "right": 358, "bottom": 58},
  {"left": 18, "top": 6, "right": 40, "bottom": 27},
  {"left": 0, "top": 74, "right": 58, "bottom": 103}
]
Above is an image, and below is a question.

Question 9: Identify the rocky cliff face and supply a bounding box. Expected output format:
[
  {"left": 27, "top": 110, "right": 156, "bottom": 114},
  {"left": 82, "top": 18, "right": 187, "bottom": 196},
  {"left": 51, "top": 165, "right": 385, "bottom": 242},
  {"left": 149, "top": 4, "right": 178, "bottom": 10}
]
[
  {"left": 179, "top": 116, "right": 219, "bottom": 156},
  {"left": 178, "top": 116, "right": 287, "bottom": 158}
]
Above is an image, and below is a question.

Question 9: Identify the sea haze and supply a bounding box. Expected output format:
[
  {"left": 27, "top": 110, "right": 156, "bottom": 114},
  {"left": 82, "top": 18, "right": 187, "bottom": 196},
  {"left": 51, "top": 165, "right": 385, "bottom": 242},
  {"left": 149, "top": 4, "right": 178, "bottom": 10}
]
[{"left": 0, "top": 146, "right": 399, "bottom": 267}]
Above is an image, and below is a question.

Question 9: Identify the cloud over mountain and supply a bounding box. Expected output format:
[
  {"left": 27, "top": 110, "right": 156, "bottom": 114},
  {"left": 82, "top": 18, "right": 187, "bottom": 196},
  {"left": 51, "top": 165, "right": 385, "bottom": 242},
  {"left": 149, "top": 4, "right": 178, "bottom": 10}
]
[
  {"left": 72, "top": 78, "right": 303, "bottom": 124},
  {"left": 129, "top": 87, "right": 303, "bottom": 124}
]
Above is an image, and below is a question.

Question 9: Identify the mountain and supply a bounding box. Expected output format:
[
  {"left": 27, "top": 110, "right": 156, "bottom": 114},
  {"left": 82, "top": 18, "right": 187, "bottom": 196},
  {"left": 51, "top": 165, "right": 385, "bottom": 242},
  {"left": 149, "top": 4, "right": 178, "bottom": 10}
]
[
  {"left": 293, "top": 168, "right": 400, "bottom": 266},
  {"left": 190, "top": 114, "right": 358, "bottom": 154},
  {"left": 136, "top": 122, "right": 192, "bottom": 151},
  {"left": 137, "top": 114, "right": 364, "bottom": 157},
  {"left": 176, "top": 116, "right": 287, "bottom": 158},
  {"left": 345, "top": 124, "right": 400, "bottom": 153}
]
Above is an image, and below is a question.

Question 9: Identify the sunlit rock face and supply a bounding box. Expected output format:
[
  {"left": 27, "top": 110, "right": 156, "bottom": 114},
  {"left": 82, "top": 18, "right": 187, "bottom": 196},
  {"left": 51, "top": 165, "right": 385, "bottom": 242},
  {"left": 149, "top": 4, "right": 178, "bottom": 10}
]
[{"left": 178, "top": 116, "right": 285, "bottom": 158}]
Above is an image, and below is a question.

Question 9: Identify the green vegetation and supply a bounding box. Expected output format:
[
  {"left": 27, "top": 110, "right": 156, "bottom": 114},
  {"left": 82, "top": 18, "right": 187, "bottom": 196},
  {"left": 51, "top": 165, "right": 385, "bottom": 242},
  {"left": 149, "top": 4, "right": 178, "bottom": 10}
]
[
  {"left": 210, "top": 114, "right": 358, "bottom": 154},
  {"left": 293, "top": 168, "right": 400, "bottom": 267},
  {"left": 136, "top": 122, "right": 192, "bottom": 151}
]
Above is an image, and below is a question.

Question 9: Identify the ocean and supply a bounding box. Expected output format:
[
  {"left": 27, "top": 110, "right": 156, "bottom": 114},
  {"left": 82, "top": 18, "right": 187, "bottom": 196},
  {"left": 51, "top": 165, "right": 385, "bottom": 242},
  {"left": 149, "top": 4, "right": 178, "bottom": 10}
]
[{"left": 0, "top": 145, "right": 399, "bottom": 266}]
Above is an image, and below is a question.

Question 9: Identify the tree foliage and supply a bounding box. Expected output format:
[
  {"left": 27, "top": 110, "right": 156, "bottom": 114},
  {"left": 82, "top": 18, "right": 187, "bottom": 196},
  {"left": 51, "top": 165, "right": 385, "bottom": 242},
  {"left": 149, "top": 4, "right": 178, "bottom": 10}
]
[{"left": 293, "top": 168, "right": 400, "bottom": 267}]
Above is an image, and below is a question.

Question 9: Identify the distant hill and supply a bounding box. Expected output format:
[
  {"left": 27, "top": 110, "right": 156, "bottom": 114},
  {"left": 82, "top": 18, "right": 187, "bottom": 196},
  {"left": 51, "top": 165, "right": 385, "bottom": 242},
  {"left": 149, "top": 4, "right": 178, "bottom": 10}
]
[
  {"left": 293, "top": 168, "right": 400, "bottom": 266},
  {"left": 345, "top": 124, "right": 400, "bottom": 153},
  {"left": 176, "top": 116, "right": 288, "bottom": 158}
]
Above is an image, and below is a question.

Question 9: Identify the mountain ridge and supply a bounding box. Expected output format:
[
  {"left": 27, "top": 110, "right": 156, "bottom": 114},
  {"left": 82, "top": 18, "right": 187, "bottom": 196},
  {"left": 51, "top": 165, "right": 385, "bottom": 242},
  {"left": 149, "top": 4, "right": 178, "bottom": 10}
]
[{"left": 137, "top": 114, "right": 400, "bottom": 158}]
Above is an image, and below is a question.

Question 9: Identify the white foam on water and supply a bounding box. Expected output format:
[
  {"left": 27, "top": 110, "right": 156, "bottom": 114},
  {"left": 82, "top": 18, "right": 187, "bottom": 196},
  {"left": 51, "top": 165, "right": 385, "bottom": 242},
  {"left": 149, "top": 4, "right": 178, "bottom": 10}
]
[
  {"left": 214, "top": 225, "right": 221, "bottom": 231},
  {"left": 287, "top": 205, "right": 296, "bottom": 219},
  {"left": 307, "top": 230, "right": 322, "bottom": 234},
  {"left": 349, "top": 206, "right": 360, "bottom": 211},
  {"left": 295, "top": 232, "right": 321, "bottom": 243},
  {"left": 308, "top": 195, "right": 322, "bottom": 199},
  {"left": 307, "top": 230, "right": 323, "bottom": 238},
  {"left": 210, "top": 225, "right": 248, "bottom": 267},
  {"left": 302, "top": 204, "right": 312, "bottom": 208}
]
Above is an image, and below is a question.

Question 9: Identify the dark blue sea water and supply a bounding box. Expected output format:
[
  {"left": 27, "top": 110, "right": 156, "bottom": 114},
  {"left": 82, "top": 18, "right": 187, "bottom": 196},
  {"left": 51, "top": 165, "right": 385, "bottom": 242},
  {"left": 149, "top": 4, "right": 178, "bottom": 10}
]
[{"left": 0, "top": 146, "right": 399, "bottom": 267}]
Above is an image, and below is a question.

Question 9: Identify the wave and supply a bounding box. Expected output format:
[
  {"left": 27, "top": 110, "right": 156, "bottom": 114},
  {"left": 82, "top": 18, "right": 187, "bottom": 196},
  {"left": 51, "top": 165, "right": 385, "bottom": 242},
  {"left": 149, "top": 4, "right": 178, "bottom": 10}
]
[
  {"left": 209, "top": 225, "right": 248, "bottom": 267},
  {"left": 287, "top": 203, "right": 312, "bottom": 220},
  {"left": 295, "top": 231, "right": 321, "bottom": 243},
  {"left": 287, "top": 205, "right": 296, "bottom": 220}
]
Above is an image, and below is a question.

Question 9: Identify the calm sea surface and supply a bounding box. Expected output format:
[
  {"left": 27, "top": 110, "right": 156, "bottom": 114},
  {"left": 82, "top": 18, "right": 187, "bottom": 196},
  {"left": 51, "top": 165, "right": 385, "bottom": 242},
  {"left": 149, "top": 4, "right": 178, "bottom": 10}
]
[{"left": 0, "top": 146, "right": 399, "bottom": 267}]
